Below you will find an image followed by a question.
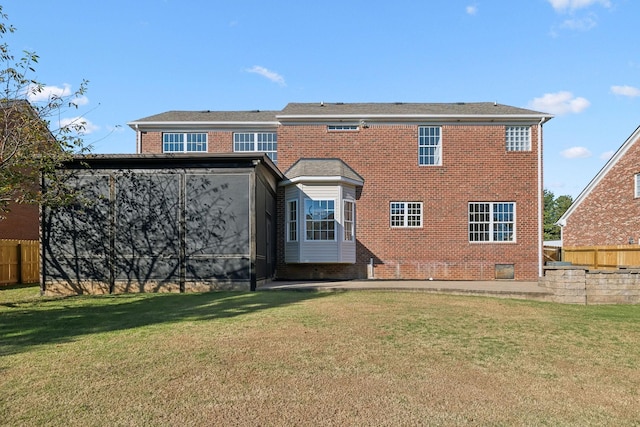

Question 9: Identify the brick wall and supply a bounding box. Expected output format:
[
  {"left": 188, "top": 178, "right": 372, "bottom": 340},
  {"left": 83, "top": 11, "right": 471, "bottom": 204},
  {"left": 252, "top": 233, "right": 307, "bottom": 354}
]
[
  {"left": 563, "top": 136, "right": 640, "bottom": 246},
  {"left": 140, "top": 131, "right": 235, "bottom": 154},
  {"left": 138, "top": 123, "right": 543, "bottom": 281},
  {"left": 276, "top": 123, "right": 541, "bottom": 281},
  {"left": 0, "top": 203, "right": 39, "bottom": 240}
]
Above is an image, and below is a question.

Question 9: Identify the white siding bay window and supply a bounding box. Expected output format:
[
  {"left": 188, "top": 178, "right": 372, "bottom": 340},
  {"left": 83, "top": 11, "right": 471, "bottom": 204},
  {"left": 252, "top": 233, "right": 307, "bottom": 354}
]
[{"left": 282, "top": 159, "right": 364, "bottom": 264}]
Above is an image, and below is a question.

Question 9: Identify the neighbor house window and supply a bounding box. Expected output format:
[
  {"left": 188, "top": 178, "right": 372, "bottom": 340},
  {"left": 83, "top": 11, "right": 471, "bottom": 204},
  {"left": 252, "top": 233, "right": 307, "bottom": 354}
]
[
  {"left": 328, "top": 125, "right": 359, "bottom": 131},
  {"left": 163, "top": 133, "right": 207, "bottom": 153},
  {"left": 305, "top": 199, "right": 335, "bottom": 241},
  {"left": 344, "top": 200, "right": 355, "bottom": 241},
  {"left": 469, "top": 202, "right": 516, "bottom": 242},
  {"left": 287, "top": 200, "right": 298, "bottom": 242},
  {"left": 505, "top": 126, "right": 531, "bottom": 151},
  {"left": 233, "top": 132, "right": 278, "bottom": 164},
  {"left": 390, "top": 202, "right": 423, "bottom": 228},
  {"left": 418, "top": 126, "right": 442, "bottom": 166},
  {"left": 635, "top": 174, "right": 640, "bottom": 198}
]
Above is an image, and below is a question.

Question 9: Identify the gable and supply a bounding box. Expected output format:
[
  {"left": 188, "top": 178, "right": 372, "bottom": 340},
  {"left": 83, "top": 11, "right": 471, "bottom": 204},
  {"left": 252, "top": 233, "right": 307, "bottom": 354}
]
[{"left": 558, "top": 125, "right": 640, "bottom": 226}]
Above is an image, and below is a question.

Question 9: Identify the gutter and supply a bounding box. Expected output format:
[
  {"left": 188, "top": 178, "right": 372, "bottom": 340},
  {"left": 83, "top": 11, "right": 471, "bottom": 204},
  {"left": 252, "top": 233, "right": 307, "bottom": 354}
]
[
  {"left": 135, "top": 124, "right": 140, "bottom": 154},
  {"left": 538, "top": 116, "right": 550, "bottom": 277},
  {"left": 276, "top": 113, "right": 554, "bottom": 123},
  {"left": 127, "top": 121, "right": 280, "bottom": 132}
]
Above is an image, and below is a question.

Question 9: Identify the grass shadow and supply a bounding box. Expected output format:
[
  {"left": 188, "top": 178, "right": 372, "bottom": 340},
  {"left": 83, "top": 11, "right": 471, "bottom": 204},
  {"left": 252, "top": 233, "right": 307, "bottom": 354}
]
[{"left": 0, "top": 286, "right": 330, "bottom": 357}]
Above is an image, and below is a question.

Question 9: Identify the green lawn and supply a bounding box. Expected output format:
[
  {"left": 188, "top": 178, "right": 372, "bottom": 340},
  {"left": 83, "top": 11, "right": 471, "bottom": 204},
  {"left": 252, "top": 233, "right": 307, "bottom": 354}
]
[{"left": 1, "top": 285, "right": 639, "bottom": 426}]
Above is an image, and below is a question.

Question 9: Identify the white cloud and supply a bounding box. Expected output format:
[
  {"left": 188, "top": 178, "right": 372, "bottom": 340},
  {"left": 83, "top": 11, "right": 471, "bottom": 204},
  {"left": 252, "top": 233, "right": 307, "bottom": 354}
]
[
  {"left": 547, "top": 0, "right": 611, "bottom": 12},
  {"left": 561, "top": 146, "right": 592, "bottom": 159},
  {"left": 527, "top": 91, "right": 590, "bottom": 115},
  {"left": 26, "top": 83, "right": 89, "bottom": 106},
  {"left": 246, "top": 65, "right": 286, "bottom": 86},
  {"left": 59, "top": 117, "right": 99, "bottom": 135},
  {"left": 560, "top": 15, "right": 597, "bottom": 30},
  {"left": 466, "top": 5, "right": 478, "bottom": 15},
  {"left": 600, "top": 150, "right": 615, "bottom": 160},
  {"left": 611, "top": 85, "right": 640, "bottom": 97}
]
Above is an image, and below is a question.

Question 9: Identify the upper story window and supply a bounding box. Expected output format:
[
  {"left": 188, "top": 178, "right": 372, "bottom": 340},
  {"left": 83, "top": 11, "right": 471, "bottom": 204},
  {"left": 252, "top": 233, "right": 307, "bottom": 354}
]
[
  {"left": 327, "top": 125, "right": 359, "bottom": 131},
  {"left": 418, "top": 126, "right": 442, "bottom": 166},
  {"left": 469, "top": 202, "right": 516, "bottom": 242},
  {"left": 163, "top": 133, "right": 207, "bottom": 153},
  {"left": 635, "top": 174, "right": 640, "bottom": 198},
  {"left": 233, "top": 132, "right": 278, "bottom": 164},
  {"left": 390, "top": 202, "right": 423, "bottom": 228},
  {"left": 505, "top": 126, "right": 531, "bottom": 151},
  {"left": 304, "top": 199, "right": 335, "bottom": 241}
]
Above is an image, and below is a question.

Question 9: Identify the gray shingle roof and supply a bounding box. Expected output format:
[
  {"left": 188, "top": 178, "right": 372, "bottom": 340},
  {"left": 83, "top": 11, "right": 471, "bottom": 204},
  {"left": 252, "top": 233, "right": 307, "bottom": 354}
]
[
  {"left": 284, "top": 158, "right": 364, "bottom": 185},
  {"left": 279, "top": 102, "right": 548, "bottom": 117},
  {"left": 131, "top": 110, "right": 279, "bottom": 123}
]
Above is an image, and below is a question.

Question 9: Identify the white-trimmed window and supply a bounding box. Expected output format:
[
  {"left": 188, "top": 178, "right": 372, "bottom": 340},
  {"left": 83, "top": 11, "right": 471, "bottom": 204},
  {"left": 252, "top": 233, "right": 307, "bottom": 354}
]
[
  {"left": 505, "top": 126, "right": 531, "bottom": 151},
  {"left": 305, "top": 199, "right": 335, "bottom": 241},
  {"left": 287, "top": 200, "right": 298, "bottom": 242},
  {"left": 635, "top": 174, "right": 640, "bottom": 198},
  {"left": 328, "top": 125, "right": 359, "bottom": 131},
  {"left": 233, "top": 132, "right": 278, "bottom": 164},
  {"left": 163, "top": 133, "right": 207, "bottom": 153},
  {"left": 418, "top": 126, "right": 442, "bottom": 166},
  {"left": 390, "top": 202, "right": 423, "bottom": 228},
  {"left": 344, "top": 200, "right": 355, "bottom": 241},
  {"left": 469, "top": 202, "right": 516, "bottom": 242}
]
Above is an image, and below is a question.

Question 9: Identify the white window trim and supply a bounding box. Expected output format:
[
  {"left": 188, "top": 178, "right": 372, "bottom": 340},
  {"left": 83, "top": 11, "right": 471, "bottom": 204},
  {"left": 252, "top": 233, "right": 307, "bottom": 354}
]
[
  {"left": 286, "top": 199, "right": 298, "bottom": 242},
  {"left": 390, "top": 202, "right": 423, "bottom": 228},
  {"left": 418, "top": 126, "right": 442, "bottom": 166},
  {"left": 635, "top": 174, "right": 640, "bottom": 198},
  {"left": 468, "top": 202, "right": 517, "bottom": 243},
  {"left": 162, "top": 132, "right": 208, "bottom": 153},
  {"left": 327, "top": 124, "right": 359, "bottom": 132},
  {"left": 303, "top": 198, "right": 337, "bottom": 242}
]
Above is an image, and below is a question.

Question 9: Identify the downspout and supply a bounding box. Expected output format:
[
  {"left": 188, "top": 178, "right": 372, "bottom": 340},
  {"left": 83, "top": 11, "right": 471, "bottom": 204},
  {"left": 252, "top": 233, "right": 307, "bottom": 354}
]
[
  {"left": 537, "top": 117, "right": 546, "bottom": 278},
  {"left": 135, "top": 124, "right": 141, "bottom": 153}
]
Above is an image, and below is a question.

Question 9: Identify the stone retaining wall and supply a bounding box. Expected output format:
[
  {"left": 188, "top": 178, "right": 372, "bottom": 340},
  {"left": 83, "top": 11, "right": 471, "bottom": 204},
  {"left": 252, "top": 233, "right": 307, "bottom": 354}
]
[{"left": 541, "top": 266, "right": 640, "bottom": 304}]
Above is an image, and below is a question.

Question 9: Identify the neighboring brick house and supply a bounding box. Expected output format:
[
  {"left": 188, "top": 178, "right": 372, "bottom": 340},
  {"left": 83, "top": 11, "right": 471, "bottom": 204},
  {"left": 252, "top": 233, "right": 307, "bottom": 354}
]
[
  {"left": 0, "top": 100, "right": 50, "bottom": 241},
  {"left": 557, "top": 126, "right": 640, "bottom": 246},
  {"left": 129, "top": 102, "right": 552, "bottom": 281}
]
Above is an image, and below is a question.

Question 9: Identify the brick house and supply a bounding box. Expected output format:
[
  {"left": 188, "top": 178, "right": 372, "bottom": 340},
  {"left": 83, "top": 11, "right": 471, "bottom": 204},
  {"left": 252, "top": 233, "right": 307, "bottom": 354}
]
[
  {"left": 557, "top": 125, "right": 640, "bottom": 246},
  {"left": 129, "top": 102, "right": 553, "bottom": 282},
  {"left": 0, "top": 100, "right": 49, "bottom": 241}
]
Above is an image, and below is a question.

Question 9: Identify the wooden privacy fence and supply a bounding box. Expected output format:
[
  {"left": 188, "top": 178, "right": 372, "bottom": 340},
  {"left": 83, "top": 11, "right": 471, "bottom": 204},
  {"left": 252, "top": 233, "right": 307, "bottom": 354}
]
[
  {"left": 0, "top": 240, "right": 39, "bottom": 285},
  {"left": 563, "top": 245, "right": 640, "bottom": 270}
]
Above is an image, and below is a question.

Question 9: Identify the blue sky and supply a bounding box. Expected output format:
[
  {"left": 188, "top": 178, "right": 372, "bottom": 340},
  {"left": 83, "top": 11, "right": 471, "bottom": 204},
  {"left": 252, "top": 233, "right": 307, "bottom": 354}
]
[{"left": 5, "top": 0, "right": 639, "bottom": 198}]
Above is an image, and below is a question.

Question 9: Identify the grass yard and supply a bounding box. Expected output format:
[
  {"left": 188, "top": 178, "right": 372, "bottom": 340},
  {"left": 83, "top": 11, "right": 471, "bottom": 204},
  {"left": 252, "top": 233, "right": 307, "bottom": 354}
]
[{"left": 1, "top": 285, "right": 639, "bottom": 426}]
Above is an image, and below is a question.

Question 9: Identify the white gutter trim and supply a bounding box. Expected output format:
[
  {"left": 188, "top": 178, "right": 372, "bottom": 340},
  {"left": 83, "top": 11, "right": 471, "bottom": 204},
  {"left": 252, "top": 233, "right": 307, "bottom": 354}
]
[
  {"left": 279, "top": 176, "right": 364, "bottom": 187},
  {"left": 128, "top": 120, "right": 279, "bottom": 126},
  {"left": 276, "top": 114, "right": 553, "bottom": 121}
]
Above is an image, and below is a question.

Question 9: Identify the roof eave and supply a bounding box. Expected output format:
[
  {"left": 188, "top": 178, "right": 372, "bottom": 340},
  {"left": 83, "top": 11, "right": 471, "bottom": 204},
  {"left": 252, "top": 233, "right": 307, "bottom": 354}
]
[
  {"left": 127, "top": 121, "right": 280, "bottom": 131},
  {"left": 276, "top": 114, "right": 553, "bottom": 123},
  {"left": 279, "top": 175, "right": 364, "bottom": 187}
]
